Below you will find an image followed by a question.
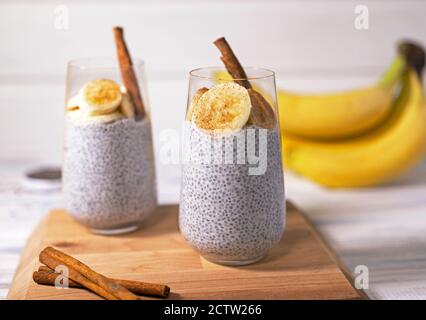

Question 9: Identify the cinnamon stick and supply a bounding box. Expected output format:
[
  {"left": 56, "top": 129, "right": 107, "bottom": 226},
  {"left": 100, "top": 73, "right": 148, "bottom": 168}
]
[
  {"left": 39, "top": 246, "right": 139, "bottom": 300},
  {"left": 247, "top": 89, "right": 276, "bottom": 129},
  {"left": 34, "top": 266, "right": 170, "bottom": 298},
  {"left": 214, "top": 37, "right": 251, "bottom": 89},
  {"left": 214, "top": 37, "right": 276, "bottom": 129},
  {"left": 113, "top": 26, "right": 146, "bottom": 119}
]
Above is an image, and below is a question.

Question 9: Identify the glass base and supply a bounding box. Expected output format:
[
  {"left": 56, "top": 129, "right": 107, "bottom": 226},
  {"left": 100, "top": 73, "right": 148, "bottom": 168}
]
[
  {"left": 202, "top": 254, "right": 266, "bottom": 266},
  {"left": 90, "top": 224, "right": 140, "bottom": 235}
]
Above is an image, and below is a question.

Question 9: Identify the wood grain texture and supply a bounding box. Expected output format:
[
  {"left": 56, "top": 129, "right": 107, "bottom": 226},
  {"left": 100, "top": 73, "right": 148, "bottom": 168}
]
[{"left": 7, "top": 203, "right": 363, "bottom": 300}]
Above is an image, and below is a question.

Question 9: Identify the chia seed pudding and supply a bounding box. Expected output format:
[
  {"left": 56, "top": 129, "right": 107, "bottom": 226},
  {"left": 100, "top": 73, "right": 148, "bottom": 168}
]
[
  {"left": 63, "top": 116, "right": 157, "bottom": 233},
  {"left": 179, "top": 122, "right": 285, "bottom": 265}
]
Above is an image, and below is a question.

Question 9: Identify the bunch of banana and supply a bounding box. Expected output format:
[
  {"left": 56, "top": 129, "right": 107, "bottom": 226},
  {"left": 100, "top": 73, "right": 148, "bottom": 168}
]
[
  {"left": 283, "top": 69, "right": 426, "bottom": 187},
  {"left": 281, "top": 42, "right": 426, "bottom": 188}
]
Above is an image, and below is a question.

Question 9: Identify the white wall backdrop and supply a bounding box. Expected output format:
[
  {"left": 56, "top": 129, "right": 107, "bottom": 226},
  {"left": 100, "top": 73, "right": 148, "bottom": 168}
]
[{"left": 0, "top": 0, "right": 425, "bottom": 200}]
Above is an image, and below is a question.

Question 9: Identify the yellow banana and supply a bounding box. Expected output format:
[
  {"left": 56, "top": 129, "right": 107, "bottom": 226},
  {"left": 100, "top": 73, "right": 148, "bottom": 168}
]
[
  {"left": 67, "top": 109, "right": 124, "bottom": 125},
  {"left": 282, "top": 69, "right": 426, "bottom": 188},
  {"left": 186, "top": 87, "right": 209, "bottom": 121},
  {"left": 192, "top": 82, "right": 251, "bottom": 132},
  {"left": 214, "top": 58, "right": 405, "bottom": 140},
  {"left": 119, "top": 92, "right": 135, "bottom": 119},
  {"left": 278, "top": 55, "right": 405, "bottom": 139},
  {"left": 80, "top": 79, "right": 122, "bottom": 116}
]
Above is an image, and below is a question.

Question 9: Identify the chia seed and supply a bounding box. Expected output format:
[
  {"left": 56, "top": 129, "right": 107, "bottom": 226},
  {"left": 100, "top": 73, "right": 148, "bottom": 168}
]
[
  {"left": 63, "top": 116, "right": 157, "bottom": 231},
  {"left": 179, "top": 122, "right": 285, "bottom": 264}
]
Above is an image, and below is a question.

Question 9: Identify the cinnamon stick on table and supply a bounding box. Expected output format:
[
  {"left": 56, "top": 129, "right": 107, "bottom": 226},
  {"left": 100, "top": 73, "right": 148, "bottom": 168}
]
[
  {"left": 34, "top": 265, "right": 170, "bottom": 298},
  {"left": 213, "top": 37, "right": 276, "bottom": 129},
  {"left": 113, "top": 26, "right": 146, "bottom": 119},
  {"left": 39, "top": 246, "right": 139, "bottom": 300}
]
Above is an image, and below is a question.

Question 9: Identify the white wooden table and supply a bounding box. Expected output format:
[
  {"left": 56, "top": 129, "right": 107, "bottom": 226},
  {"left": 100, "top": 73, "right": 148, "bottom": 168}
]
[
  {"left": 286, "top": 162, "right": 426, "bottom": 300},
  {"left": 1, "top": 159, "right": 426, "bottom": 300},
  {"left": 0, "top": 160, "right": 63, "bottom": 299}
]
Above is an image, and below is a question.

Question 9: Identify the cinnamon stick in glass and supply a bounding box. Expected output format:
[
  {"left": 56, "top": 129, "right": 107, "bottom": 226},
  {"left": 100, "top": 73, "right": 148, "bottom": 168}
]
[
  {"left": 213, "top": 37, "right": 276, "bottom": 129},
  {"left": 213, "top": 37, "right": 252, "bottom": 89},
  {"left": 113, "top": 26, "right": 146, "bottom": 119}
]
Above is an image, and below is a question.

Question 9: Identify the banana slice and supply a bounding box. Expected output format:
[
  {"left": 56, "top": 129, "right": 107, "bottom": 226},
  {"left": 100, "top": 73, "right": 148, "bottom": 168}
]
[
  {"left": 186, "top": 87, "right": 209, "bottom": 121},
  {"left": 66, "top": 94, "right": 81, "bottom": 111},
  {"left": 120, "top": 92, "right": 135, "bottom": 119},
  {"left": 80, "top": 79, "right": 122, "bottom": 116},
  {"left": 67, "top": 109, "right": 124, "bottom": 125},
  {"left": 193, "top": 82, "right": 251, "bottom": 132},
  {"left": 213, "top": 70, "right": 233, "bottom": 83}
]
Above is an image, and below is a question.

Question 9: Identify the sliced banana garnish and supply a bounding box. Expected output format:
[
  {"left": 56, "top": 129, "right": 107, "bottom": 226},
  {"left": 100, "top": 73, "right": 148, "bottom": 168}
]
[
  {"left": 120, "top": 92, "right": 135, "bottom": 119},
  {"left": 80, "top": 79, "right": 122, "bottom": 116},
  {"left": 66, "top": 94, "right": 81, "bottom": 111},
  {"left": 193, "top": 82, "right": 251, "bottom": 132},
  {"left": 186, "top": 87, "right": 209, "bottom": 121},
  {"left": 67, "top": 109, "right": 124, "bottom": 125}
]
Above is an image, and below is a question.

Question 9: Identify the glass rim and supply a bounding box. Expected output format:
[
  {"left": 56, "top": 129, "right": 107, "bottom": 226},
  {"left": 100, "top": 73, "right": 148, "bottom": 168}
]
[
  {"left": 67, "top": 57, "right": 144, "bottom": 70},
  {"left": 190, "top": 66, "right": 275, "bottom": 81}
]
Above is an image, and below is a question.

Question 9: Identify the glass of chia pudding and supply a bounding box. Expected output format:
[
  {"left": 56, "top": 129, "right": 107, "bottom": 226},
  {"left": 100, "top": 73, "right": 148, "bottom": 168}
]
[
  {"left": 179, "top": 39, "right": 285, "bottom": 265},
  {"left": 63, "top": 50, "right": 157, "bottom": 234}
]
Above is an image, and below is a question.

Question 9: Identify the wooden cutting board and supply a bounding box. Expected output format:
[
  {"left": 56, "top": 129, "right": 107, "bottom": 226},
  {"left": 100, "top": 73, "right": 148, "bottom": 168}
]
[{"left": 7, "top": 202, "right": 365, "bottom": 300}]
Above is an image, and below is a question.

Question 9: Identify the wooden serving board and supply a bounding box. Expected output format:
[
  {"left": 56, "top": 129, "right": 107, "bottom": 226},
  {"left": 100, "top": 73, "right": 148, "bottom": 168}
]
[{"left": 7, "top": 202, "right": 364, "bottom": 300}]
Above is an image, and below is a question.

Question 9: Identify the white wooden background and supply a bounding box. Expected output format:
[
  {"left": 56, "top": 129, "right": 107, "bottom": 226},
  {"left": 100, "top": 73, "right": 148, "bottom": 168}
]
[{"left": 1, "top": 0, "right": 426, "bottom": 299}]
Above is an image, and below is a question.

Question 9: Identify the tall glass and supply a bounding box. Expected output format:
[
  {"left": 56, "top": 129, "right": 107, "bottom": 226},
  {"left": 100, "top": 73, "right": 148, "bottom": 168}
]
[
  {"left": 63, "top": 58, "right": 157, "bottom": 235},
  {"left": 179, "top": 67, "right": 286, "bottom": 265}
]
